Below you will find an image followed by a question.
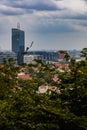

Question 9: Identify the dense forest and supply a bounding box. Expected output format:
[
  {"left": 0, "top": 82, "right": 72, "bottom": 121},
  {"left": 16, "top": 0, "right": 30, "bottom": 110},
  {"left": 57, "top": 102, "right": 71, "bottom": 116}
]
[{"left": 0, "top": 48, "right": 87, "bottom": 130}]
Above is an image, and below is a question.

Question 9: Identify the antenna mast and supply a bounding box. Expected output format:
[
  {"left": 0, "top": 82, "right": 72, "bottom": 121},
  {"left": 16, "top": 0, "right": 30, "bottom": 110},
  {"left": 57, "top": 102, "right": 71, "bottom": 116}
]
[{"left": 17, "top": 23, "right": 20, "bottom": 30}]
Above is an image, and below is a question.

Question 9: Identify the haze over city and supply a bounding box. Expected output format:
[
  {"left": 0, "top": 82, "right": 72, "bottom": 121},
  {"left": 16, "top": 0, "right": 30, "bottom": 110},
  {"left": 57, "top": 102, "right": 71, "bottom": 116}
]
[{"left": 0, "top": 0, "right": 87, "bottom": 51}]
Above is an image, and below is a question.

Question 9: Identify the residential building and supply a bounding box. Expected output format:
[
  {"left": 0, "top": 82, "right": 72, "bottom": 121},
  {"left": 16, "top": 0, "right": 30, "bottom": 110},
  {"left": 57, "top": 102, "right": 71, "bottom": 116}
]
[
  {"left": 17, "top": 72, "right": 32, "bottom": 80},
  {"left": 24, "top": 54, "right": 41, "bottom": 64},
  {"left": 38, "top": 85, "right": 59, "bottom": 93}
]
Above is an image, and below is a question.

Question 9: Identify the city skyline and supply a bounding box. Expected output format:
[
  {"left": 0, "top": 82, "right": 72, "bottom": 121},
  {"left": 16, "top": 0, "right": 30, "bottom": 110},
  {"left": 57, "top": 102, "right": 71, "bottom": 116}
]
[{"left": 0, "top": 0, "right": 87, "bottom": 51}]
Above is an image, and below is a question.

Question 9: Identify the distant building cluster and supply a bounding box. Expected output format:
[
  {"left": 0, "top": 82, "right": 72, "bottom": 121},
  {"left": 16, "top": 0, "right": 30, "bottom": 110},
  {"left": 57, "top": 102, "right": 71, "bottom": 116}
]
[
  {"left": 27, "top": 51, "right": 59, "bottom": 62},
  {"left": 0, "top": 25, "right": 82, "bottom": 65},
  {"left": 0, "top": 51, "right": 17, "bottom": 64}
]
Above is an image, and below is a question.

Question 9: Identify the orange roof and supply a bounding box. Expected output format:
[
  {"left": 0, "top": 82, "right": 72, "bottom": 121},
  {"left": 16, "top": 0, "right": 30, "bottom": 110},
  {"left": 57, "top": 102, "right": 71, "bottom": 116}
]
[
  {"left": 39, "top": 86, "right": 47, "bottom": 89},
  {"left": 32, "top": 67, "right": 39, "bottom": 71},
  {"left": 55, "top": 63, "right": 62, "bottom": 67},
  {"left": 0, "top": 64, "right": 4, "bottom": 67},
  {"left": 18, "top": 73, "right": 32, "bottom": 80},
  {"left": 39, "top": 85, "right": 55, "bottom": 90},
  {"left": 48, "top": 86, "right": 55, "bottom": 89},
  {"left": 52, "top": 77, "right": 59, "bottom": 82},
  {"left": 55, "top": 63, "right": 69, "bottom": 68},
  {"left": 20, "top": 67, "right": 27, "bottom": 71}
]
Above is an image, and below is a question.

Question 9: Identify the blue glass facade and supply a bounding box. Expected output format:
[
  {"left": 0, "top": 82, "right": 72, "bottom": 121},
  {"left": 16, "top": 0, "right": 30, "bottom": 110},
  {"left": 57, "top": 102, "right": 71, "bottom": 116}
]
[{"left": 12, "top": 28, "right": 25, "bottom": 64}]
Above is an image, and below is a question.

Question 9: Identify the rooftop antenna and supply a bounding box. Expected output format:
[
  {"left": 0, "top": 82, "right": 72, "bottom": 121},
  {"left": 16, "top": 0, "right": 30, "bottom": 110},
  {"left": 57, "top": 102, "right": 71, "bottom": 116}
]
[{"left": 17, "top": 22, "right": 20, "bottom": 30}]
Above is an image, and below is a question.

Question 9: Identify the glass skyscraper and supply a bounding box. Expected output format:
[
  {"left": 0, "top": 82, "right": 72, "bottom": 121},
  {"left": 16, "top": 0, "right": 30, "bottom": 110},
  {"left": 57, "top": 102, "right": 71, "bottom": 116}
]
[{"left": 12, "top": 28, "right": 25, "bottom": 65}]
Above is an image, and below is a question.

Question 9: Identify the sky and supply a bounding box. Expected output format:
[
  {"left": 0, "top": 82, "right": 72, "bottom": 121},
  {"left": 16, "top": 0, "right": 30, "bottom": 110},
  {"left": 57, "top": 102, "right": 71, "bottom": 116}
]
[{"left": 0, "top": 0, "right": 87, "bottom": 51}]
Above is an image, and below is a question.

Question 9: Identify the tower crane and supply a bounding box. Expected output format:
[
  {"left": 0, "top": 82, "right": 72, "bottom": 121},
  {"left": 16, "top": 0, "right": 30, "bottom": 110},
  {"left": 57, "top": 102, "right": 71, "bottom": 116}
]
[
  {"left": 25, "top": 41, "right": 34, "bottom": 53},
  {"left": 22, "top": 41, "right": 34, "bottom": 55}
]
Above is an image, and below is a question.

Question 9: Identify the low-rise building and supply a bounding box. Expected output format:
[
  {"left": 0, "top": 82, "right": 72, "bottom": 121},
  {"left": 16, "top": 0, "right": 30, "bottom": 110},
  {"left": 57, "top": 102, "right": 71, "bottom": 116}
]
[
  {"left": 17, "top": 72, "right": 32, "bottom": 80},
  {"left": 24, "top": 55, "right": 40, "bottom": 64},
  {"left": 0, "top": 51, "right": 17, "bottom": 64},
  {"left": 38, "top": 85, "right": 60, "bottom": 94}
]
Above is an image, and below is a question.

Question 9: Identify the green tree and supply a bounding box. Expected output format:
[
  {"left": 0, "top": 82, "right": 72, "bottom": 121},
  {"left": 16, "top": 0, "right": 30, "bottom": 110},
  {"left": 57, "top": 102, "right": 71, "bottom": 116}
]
[
  {"left": 0, "top": 52, "right": 87, "bottom": 130},
  {"left": 80, "top": 48, "right": 87, "bottom": 61}
]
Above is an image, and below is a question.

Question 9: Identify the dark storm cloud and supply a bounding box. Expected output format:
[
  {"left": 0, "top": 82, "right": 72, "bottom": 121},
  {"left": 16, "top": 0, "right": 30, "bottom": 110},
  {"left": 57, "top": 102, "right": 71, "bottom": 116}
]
[
  {"left": 0, "top": 9, "right": 24, "bottom": 16},
  {"left": 2, "top": 0, "right": 62, "bottom": 11},
  {"left": 1, "top": 0, "right": 87, "bottom": 20},
  {"left": 61, "top": 13, "right": 87, "bottom": 20},
  {"left": 0, "top": 0, "right": 64, "bottom": 16}
]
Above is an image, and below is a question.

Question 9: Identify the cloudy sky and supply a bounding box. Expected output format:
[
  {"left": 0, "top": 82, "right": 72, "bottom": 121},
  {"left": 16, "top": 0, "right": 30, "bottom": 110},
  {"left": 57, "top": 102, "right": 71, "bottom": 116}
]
[{"left": 0, "top": 0, "right": 87, "bottom": 51}]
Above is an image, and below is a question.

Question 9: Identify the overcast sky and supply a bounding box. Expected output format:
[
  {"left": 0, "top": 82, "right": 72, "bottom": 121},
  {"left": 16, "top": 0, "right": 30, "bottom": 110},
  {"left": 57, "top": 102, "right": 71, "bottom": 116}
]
[{"left": 0, "top": 0, "right": 87, "bottom": 51}]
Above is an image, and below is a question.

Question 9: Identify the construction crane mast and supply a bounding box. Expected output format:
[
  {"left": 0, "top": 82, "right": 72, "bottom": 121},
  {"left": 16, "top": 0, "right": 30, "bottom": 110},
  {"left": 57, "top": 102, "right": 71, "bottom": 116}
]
[{"left": 22, "top": 41, "right": 34, "bottom": 55}]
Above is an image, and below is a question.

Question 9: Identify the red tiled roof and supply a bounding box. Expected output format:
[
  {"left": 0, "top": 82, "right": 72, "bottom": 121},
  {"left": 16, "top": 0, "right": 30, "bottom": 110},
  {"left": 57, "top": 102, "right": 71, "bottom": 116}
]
[
  {"left": 20, "top": 67, "right": 27, "bottom": 71},
  {"left": 18, "top": 73, "right": 32, "bottom": 80},
  {"left": 48, "top": 86, "right": 55, "bottom": 89},
  {"left": 39, "top": 86, "right": 47, "bottom": 89},
  {"left": 32, "top": 67, "right": 39, "bottom": 71},
  {"left": 52, "top": 77, "right": 59, "bottom": 82},
  {"left": 55, "top": 63, "right": 69, "bottom": 68},
  {"left": 39, "top": 85, "right": 55, "bottom": 90}
]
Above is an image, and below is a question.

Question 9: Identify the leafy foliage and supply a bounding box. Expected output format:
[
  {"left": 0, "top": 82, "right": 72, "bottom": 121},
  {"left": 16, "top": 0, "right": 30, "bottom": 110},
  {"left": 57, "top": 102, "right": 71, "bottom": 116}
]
[{"left": 0, "top": 52, "right": 87, "bottom": 130}]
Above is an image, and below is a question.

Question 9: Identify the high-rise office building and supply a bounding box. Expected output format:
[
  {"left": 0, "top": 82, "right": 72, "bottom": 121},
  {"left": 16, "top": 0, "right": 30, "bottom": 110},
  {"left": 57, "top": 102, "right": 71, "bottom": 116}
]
[{"left": 12, "top": 26, "right": 25, "bottom": 64}]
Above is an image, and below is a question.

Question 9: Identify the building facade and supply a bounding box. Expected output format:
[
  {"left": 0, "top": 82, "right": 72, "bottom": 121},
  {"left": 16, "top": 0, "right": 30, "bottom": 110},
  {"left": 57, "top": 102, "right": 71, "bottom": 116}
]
[
  {"left": 0, "top": 51, "right": 17, "bottom": 64},
  {"left": 28, "top": 51, "right": 59, "bottom": 62},
  {"left": 12, "top": 28, "right": 25, "bottom": 65},
  {"left": 24, "top": 54, "right": 41, "bottom": 64}
]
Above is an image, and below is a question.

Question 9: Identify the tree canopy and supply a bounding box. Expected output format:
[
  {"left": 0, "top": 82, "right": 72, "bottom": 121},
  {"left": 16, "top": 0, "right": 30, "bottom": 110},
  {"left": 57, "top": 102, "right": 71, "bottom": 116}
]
[{"left": 0, "top": 51, "right": 87, "bottom": 130}]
